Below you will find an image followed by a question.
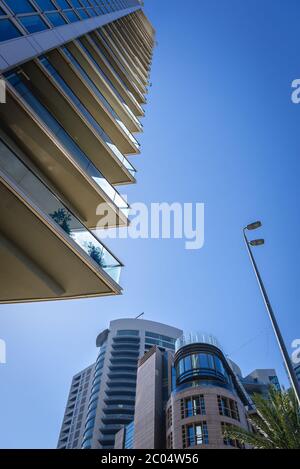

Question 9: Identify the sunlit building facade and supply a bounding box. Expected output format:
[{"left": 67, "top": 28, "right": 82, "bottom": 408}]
[
  {"left": 115, "top": 334, "right": 256, "bottom": 450},
  {"left": 57, "top": 318, "right": 182, "bottom": 449},
  {"left": 0, "top": 0, "right": 154, "bottom": 303}
]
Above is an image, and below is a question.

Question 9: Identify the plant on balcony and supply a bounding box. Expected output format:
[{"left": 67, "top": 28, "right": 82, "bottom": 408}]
[
  {"left": 50, "top": 208, "right": 72, "bottom": 235},
  {"left": 85, "top": 242, "right": 105, "bottom": 268},
  {"left": 223, "top": 387, "right": 300, "bottom": 449}
]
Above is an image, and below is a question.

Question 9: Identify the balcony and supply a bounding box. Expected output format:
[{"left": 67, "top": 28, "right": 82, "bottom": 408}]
[
  {"left": 44, "top": 47, "right": 140, "bottom": 156},
  {"left": 103, "top": 405, "right": 134, "bottom": 415},
  {"left": 0, "top": 137, "right": 122, "bottom": 303},
  {"left": 84, "top": 33, "right": 145, "bottom": 117},
  {"left": 92, "top": 30, "right": 146, "bottom": 105},
  {"left": 72, "top": 38, "right": 142, "bottom": 134},
  {"left": 98, "top": 29, "right": 147, "bottom": 99},
  {"left": 1, "top": 78, "right": 129, "bottom": 230},
  {"left": 19, "top": 59, "right": 136, "bottom": 186}
]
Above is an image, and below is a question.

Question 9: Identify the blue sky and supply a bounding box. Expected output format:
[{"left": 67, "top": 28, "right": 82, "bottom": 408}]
[{"left": 1, "top": 0, "right": 300, "bottom": 448}]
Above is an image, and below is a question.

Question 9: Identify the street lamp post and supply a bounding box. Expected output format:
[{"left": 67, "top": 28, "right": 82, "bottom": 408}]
[{"left": 243, "top": 221, "right": 300, "bottom": 407}]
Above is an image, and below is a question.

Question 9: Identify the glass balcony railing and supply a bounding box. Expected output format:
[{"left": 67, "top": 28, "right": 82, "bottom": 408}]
[
  {"left": 0, "top": 138, "right": 122, "bottom": 284},
  {"left": 78, "top": 38, "right": 143, "bottom": 129},
  {"left": 39, "top": 56, "right": 137, "bottom": 178},
  {"left": 175, "top": 333, "right": 223, "bottom": 353},
  {"left": 5, "top": 71, "right": 130, "bottom": 217},
  {"left": 95, "top": 30, "right": 144, "bottom": 110},
  {"left": 60, "top": 47, "right": 140, "bottom": 150}
]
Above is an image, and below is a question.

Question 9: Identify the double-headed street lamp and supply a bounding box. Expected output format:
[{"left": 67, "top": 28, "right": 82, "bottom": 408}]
[{"left": 243, "top": 221, "right": 300, "bottom": 407}]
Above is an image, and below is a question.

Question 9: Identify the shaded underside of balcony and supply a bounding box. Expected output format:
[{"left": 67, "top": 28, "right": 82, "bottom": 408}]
[{"left": 0, "top": 178, "right": 122, "bottom": 303}]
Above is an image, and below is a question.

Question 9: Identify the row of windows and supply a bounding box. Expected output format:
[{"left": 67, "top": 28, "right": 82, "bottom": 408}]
[
  {"left": 124, "top": 421, "right": 134, "bottom": 449},
  {"left": 180, "top": 395, "right": 206, "bottom": 420},
  {"left": 166, "top": 422, "right": 244, "bottom": 449},
  {"left": 166, "top": 432, "right": 173, "bottom": 449},
  {"left": 182, "top": 422, "right": 209, "bottom": 448},
  {"left": 176, "top": 352, "right": 231, "bottom": 384},
  {"left": 0, "top": 0, "right": 131, "bottom": 42},
  {"left": 145, "top": 331, "right": 176, "bottom": 345},
  {"left": 218, "top": 395, "right": 240, "bottom": 421},
  {"left": 167, "top": 394, "right": 240, "bottom": 430},
  {"left": 116, "top": 330, "right": 139, "bottom": 336}
]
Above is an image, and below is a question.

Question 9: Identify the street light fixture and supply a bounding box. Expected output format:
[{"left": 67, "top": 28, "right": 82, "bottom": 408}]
[
  {"left": 250, "top": 239, "right": 265, "bottom": 247},
  {"left": 243, "top": 222, "right": 300, "bottom": 407}
]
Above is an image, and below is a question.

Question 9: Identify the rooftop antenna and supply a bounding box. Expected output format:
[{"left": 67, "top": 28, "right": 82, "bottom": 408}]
[{"left": 135, "top": 312, "right": 144, "bottom": 320}]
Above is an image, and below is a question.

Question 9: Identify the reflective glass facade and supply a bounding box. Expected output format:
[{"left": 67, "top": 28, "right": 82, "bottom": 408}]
[
  {"left": 176, "top": 351, "right": 231, "bottom": 386},
  {"left": 0, "top": 0, "right": 141, "bottom": 43}
]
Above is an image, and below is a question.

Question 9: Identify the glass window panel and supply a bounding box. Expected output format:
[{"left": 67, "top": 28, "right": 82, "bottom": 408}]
[
  {"left": 55, "top": 0, "right": 70, "bottom": 7},
  {"left": 191, "top": 354, "right": 199, "bottom": 369},
  {"left": 186, "top": 399, "right": 193, "bottom": 417},
  {"left": 4, "top": 0, "right": 35, "bottom": 14},
  {"left": 207, "top": 354, "right": 214, "bottom": 369},
  {"left": 45, "top": 11, "right": 67, "bottom": 26},
  {"left": 214, "top": 356, "right": 225, "bottom": 374},
  {"left": 77, "top": 8, "right": 89, "bottom": 18},
  {"left": 184, "top": 356, "right": 191, "bottom": 372},
  {"left": 19, "top": 14, "right": 49, "bottom": 33},
  {"left": 187, "top": 426, "right": 194, "bottom": 447},
  {"left": 0, "top": 19, "right": 22, "bottom": 41},
  {"left": 64, "top": 10, "right": 79, "bottom": 22},
  {"left": 34, "top": 0, "right": 56, "bottom": 11},
  {"left": 0, "top": 7, "right": 6, "bottom": 15},
  {"left": 199, "top": 353, "right": 209, "bottom": 368},
  {"left": 71, "top": 0, "right": 82, "bottom": 6},
  {"left": 195, "top": 425, "right": 203, "bottom": 445},
  {"left": 178, "top": 359, "right": 184, "bottom": 376}
]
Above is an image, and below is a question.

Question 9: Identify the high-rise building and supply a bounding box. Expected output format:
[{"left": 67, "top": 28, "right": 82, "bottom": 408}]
[
  {"left": 57, "top": 318, "right": 182, "bottom": 449},
  {"left": 241, "top": 369, "right": 280, "bottom": 398},
  {"left": 0, "top": 0, "right": 154, "bottom": 303},
  {"left": 114, "top": 333, "right": 253, "bottom": 450},
  {"left": 57, "top": 364, "right": 95, "bottom": 450}
]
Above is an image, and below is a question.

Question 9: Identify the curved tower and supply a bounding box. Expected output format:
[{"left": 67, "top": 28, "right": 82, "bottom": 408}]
[{"left": 166, "top": 333, "right": 251, "bottom": 449}]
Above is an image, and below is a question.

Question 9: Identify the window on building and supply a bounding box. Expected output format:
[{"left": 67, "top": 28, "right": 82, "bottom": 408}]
[
  {"left": 45, "top": 12, "right": 67, "bottom": 26},
  {"left": 166, "top": 406, "right": 172, "bottom": 428},
  {"left": 181, "top": 395, "right": 206, "bottom": 419},
  {"left": 116, "top": 330, "right": 139, "bottom": 336},
  {"left": 182, "top": 422, "right": 209, "bottom": 448},
  {"left": 167, "top": 433, "right": 173, "bottom": 449},
  {"left": 34, "top": 0, "right": 56, "bottom": 11},
  {"left": 217, "top": 395, "right": 240, "bottom": 421},
  {"left": 4, "top": 0, "right": 36, "bottom": 14},
  {"left": 64, "top": 10, "right": 79, "bottom": 22},
  {"left": 19, "top": 14, "right": 49, "bottom": 33},
  {"left": 55, "top": 0, "right": 70, "bottom": 8},
  {"left": 0, "top": 19, "right": 22, "bottom": 42}
]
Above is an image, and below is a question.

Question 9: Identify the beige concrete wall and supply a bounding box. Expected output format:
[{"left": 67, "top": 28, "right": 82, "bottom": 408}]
[{"left": 166, "top": 386, "right": 249, "bottom": 450}]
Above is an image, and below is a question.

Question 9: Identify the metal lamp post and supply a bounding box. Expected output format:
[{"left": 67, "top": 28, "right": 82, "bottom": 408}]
[{"left": 243, "top": 221, "right": 300, "bottom": 407}]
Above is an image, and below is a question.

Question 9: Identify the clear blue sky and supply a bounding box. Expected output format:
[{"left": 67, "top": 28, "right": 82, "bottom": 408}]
[{"left": 1, "top": 0, "right": 300, "bottom": 448}]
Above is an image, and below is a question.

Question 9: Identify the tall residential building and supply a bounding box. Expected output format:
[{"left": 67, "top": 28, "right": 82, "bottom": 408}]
[
  {"left": 0, "top": 0, "right": 154, "bottom": 303},
  {"left": 57, "top": 318, "right": 183, "bottom": 449},
  {"left": 115, "top": 333, "right": 280, "bottom": 450},
  {"left": 57, "top": 364, "right": 95, "bottom": 449}
]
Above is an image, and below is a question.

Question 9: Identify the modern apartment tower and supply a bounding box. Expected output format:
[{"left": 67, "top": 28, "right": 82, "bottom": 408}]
[
  {"left": 57, "top": 364, "right": 95, "bottom": 449},
  {"left": 115, "top": 333, "right": 255, "bottom": 450},
  {"left": 57, "top": 318, "right": 182, "bottom": 449},
  {"left": 0, "top": 0, "right": 154, "bottom": 303}
]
